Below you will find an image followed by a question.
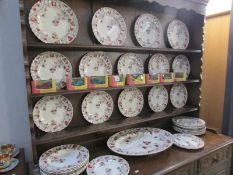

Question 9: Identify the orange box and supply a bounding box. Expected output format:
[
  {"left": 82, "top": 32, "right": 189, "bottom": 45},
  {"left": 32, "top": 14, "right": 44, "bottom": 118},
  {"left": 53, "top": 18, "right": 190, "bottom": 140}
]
[
  {"left": 146, "top": 74, "right": 160, "bottom": 84},
  {"left": 31, "top": 80, "right": 56, "bottom": 94},
  {"left": 109, "top": 75, "right": 126, "bottom": 87}
]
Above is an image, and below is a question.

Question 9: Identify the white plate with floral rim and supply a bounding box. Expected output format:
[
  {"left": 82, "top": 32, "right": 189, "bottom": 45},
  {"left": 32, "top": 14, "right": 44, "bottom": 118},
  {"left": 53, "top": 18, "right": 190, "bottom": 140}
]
[
  {"left": 135, "top": 13, "right": 163, "bottom": 48},
  {"left": 29, "top": 0, "right": 78, "bottom": 44},
  {"left": 172, "top": 55, "right": 191, "bottom": 77},
  {"left": 117, "top": 53, "right": 144, "bottom": 75},
  {"left": 33, "top": 95, "right": 73, "bottom": 133},
  {"left": 79, "top": 52, "right": 112, "bottom": 77},
  {"left": 86, "top": 155, "right": 130, "bottom": 175},
  {"left": 92, "top": 7, "right": 127, "bottom": 46},
  {"left": 173, "top": 134, "right": 205, "bottom": 150},
  {"left": 0, "top": 158, "right": 19, "bottom": 173},
  {"left": 148, "top": 86, "right": 168, "bottom": 112},
  {"left": 39, "top": 144, "right": 89, "bottom": 174},
  {"left": 172, "top": 116, "right": 206, "bottom": 130},
  {"left": 167, "top": 20, "right": 189, "bottom": 49},
  {"left": 118, "top": 88, "right": 144, "bottom": 118},
  {"left": 173, "top": 126, "right": 206, "bottom": 136},
  {"left": 170, "top": 83, "right": 188, "bottom": 108},
  {"left": 30, "top": 51, "right": 72, "bottom": 89},
  {"left": 82, "top": 91, "right": 114, "bottom": 124},
  {"left": 107, "top": 127, "right": 174, "bottom": 156},
  {"left": 148, "top": 54, "right": 169, "bottom": 75}
]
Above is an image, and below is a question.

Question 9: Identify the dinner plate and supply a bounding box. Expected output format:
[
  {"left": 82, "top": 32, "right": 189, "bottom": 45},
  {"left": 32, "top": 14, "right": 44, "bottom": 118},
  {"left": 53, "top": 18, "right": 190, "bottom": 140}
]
[
  {"left": 148, "top": 86, "right": 168, "bottom": 112},
  {"left": 33, "top": 95, "right": 73, "bottom": 133},
  {"left": 134, "top": 13, "right": 163, "bottom": 48},
  {"left": 29, "top": 0, "right": 78, "bottom": 44},
  {"left": 118, "top": 88, "right": 144, "bottom": 117},
  {"left": 92, "top": 7, "right": 127, "bottom": 46},
  {"left": 30, "top": 51, "right": 72, "bottom": 89},
  {"left": 107, "top": 127, "right": 174, "bottom": 156},
  {"left": 167, "top": 20, "right": 189, "bottom": 49},
  {"left": 82, "top": 91, "right": 114, "bottom": 124},
  {"left": 172, "top": 55, "right": 191, "bottom": 77},
  {"left": 173, "top": 126, "right": 206, "bottom": 136},
  {"left": 117, "top": 53, "right": 144, "bottom": 75},
  {"left": 173, "top": 134, "right": 205, "bottom": 150},
  {"left": 0, "top": 158, "right": 19, "bottom": 173},
  {"left": 170, "top": 83, "right": 188, "bottom": 108},
  {"left": 86, "top": 155, "right": 130, "bottom": 175},
  {"left": 148, "top": 54, "right": 169, "bottom": 75},
  {"left": 172, "top": 116, "right": 206, "bottom": 130},
  {"left": 79, "top": 52, "right": 112, "bottom": 77}
]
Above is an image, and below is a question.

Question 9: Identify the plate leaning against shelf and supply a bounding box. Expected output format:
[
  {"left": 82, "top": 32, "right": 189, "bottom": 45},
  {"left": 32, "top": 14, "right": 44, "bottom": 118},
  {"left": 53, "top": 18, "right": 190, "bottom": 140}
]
[
  {"left": 167, "top": 19, "right": 189, "bottom": 49},
  {"left": 170, "top": 83, "right": 188, "bottom": 108},
  {"left": 172, "top": 55, "right": 191, "bottom": 77},
  {"left": 107, "top": 127, "right": 174, "bottom": 156},
  {"left": 117, "top": 53, "right": 144, "bottom": 75},
  {"left": 79, "top": 52, "right": 112, "bottom": 77},
  {"left": 92, "top": 7, "right": 127, "bottom": 46},
  {"left": 86, "top": 155, "right": 130, "bottom": 175},
  {"left": 118, "top": 88, "right": 144, "bottom": 117},
  {"left": 29, "top": 0, "right": 78, "bottom": 44},
  {"left": 30, "top": 51, "right": 72, "bottom": 89},
  {"left": 33, "top": 95, "right": 73, "bottom": 133},
  {"left": 172, "top": 116, "right": 206, "bottom": 130},
  {"left": 148, "top": 54, "right": 169, "bottom": 75},
  {"left": 0, "top": 158, "right": 19, "bottom": 173},
  {"left": 82, "top": 91, "right": 114, "bottom": 124},
  {"left": 173, "top": 134, "right": 205, "bottom": 150},
  {"left": 134, "top": 13, "right": 163, "bottom": 48}
]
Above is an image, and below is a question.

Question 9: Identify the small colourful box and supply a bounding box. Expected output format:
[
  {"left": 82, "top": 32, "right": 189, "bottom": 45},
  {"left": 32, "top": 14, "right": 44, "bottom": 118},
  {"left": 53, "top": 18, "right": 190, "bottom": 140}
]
[
  {"left": 146, "top": 74, "right": 160, "bottom": 84},
  {"left": 87, "top": 76, "right": 108, "bottom": 88},
  {"left": 160, "top": 73, "right": 175, "bottom": 83},
  {"left": 174, "top": 72, "right": 187, "bottom": 82},
  {"left": 67, "top": 77, "right": 88, "bottom": 91},
  {"left": 109, "top": 75, "right": 126, "bottom": 87},
  {"left": 31, "top": 80, "right": 56, "bottom": 94},
  {"left": 127, "top": 74, "right": 146, "bottom": 86}
]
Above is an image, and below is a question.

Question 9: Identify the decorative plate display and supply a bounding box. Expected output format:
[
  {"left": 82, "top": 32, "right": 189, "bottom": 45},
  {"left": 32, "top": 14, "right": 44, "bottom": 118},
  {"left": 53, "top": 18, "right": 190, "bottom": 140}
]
[
  {"left": 39, "top": 144, "right": 89, "bottom": 174},
  {"left": 134, "top": 13, "right": 163, "bottom": 48},
  {"left": 82, "top": 91, "right": 114, "bottom": 124},
  {"left": 30, "top": 51, "right": 72, "bottom": 89},
  {"left": 148, "top": 86, "right": 168, "bottom": 112},
  {"left": 33, "top": 95, "right": 73, "bottom": 133},
  {"left": 148, "top": 54, "right": 169, "bottom": 75},
  {"left": 172, "top": 116, "right": 206, "bottom": 130},
  {"left": 118, "top": 88, "right": 144, "bottom": 117},
  {"left": 0, "top": 158, "right": 19, "bottom": 173},
  {"left": 117, "top": 53, "right": 144, "bottom": 75},
  {"left": 173, "top": 134, "right": 205, "bottom": 150},
  {"left": 79, "top": 52, "right": 112, "bottom": 77},
  {"left": 172, "top": 55, "right": 191, "bottom": 76},
  {"left": 29, "top": 0, "right": 78, "bottom": 44},
  {"left": 170, "top": 83, "right": 188, "bottom": 108},
  {"left": 86, "top": 155, "right": 130, "bottom": 175},
  {"left": 92, "top": 7, "right": 127, "bottom": 46},
  {"left": 167, "top": 20, "right": 189, "bottom": 49},
  {"left": 107, "top": 127, "right": 174, "bottom": 156},
  {"left": 173, "top": 126, "right": 206, "bottom": 136}
]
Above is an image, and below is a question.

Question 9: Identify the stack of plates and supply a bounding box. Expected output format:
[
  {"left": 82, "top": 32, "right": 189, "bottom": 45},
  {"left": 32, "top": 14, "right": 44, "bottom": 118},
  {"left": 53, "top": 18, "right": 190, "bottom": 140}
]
[
  {"left": 172, "top": 116, "right": 206, "bottom": 135},
  {"left": 39, "top": 144, "right": 89, "bottom": 175}
]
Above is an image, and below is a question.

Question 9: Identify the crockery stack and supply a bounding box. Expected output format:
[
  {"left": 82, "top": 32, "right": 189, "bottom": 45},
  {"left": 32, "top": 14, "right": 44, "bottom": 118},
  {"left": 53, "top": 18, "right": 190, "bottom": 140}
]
[{"left": 172, "top": 116, "right": 206, "bottom": 135}]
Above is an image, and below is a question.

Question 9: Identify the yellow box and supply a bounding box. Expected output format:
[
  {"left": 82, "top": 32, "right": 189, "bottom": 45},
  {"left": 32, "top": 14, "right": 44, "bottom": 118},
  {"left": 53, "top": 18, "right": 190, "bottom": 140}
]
[
  {"left": 160, "top": 73, "right": 175, "bottom": 83},
  {"left": 31, "top": 80, "right": 56, "bottom": 94},
  {"left": 127, "top": 74, "right": 146, "bottom": 85},
  {"left": 67, "top": 77, "right": 88, "bottom": 91},
  {"left": 88, "top": 76, "right": 108, "bottom": 88},
  {"left": 174, "top": 72, "right": 187, "bottom": 82},
  {"left": 146, "top": 74, "right": 160, "bottom": 84}
]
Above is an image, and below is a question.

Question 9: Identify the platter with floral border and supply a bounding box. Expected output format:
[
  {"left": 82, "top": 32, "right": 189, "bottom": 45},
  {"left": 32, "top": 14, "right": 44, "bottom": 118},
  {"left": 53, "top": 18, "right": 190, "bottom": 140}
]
[
  {"left": 118, "top": 88, "right": 144, "bottom": 118},
  {"left": 33, "top": 95, "right": 73, "bottom": 133},
  {"left": 173, "top": 134, "right": 205, "bottom": 150},
  {"left": 134, "top": 13, "right": 163, "bottom": 48},
  {"left": 92, "top": 7, "right": 127, "bottom": 46},
  {"left": 86, "top": 155, "right": 130, "bottom": 175},
  {"left": 173, "top": 125, "right": 206, "bottom": 136},
  {"left": 170, "top": 83, "right": 188, "bottom": 109},
  {"left": 148, "top": 54, "right": 169, "bottom": 75},
  {"left": 29, "top": 0, "right": 78, "bottom": 44},
  {"left": 82, "top": 91, "right": 114, "bottom": 124},
  {"left": 79, "top": 52, "right": 112, "bottom": 77},
  {"left": 30, "top": 51, "right": 72, "bottom": 89},
  {"left": 172, "top": 55, "right": 191, "bottom": 77},
  {"left": 0, "top": 158, "right": 19, "bottom": 173},
  {"left": 172, "top": 116, "right": 206, "bottom": 130},
  {"left": 107, "top": 127, "right": 174, "bottom": 156}
]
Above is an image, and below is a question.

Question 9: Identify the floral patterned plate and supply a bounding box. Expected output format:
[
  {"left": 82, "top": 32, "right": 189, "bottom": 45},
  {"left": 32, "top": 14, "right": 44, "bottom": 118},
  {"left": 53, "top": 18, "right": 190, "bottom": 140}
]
[
  {"left": 170, "top": 83, "right": 188, "bottom": 108},
  {"left": 117, "top": 53, "right": 144, "bottom": 75},
  {"left": 82, "top": 91, "right": 114, "bottom": 124},
  {"left": 0, "top": 158, "right": 19, "bottom": 173},
  {"left": 148, "top": 54, "right": 169, "bottom": 75},
  {"left": 39, "top": 144, "right": 89, "bottom": 174},
  {"left": 33, "top": 95, "right": 73, "bottom": 133},
  {"left": 167, "top": 20, "right": 189, "bottom": 49},
  {"left": 107, "top": 127, "right": 174, "bottom": 156},
  {"left": 79, "top": 52, "right": 112, "bottom": 77},
  {"left": 118, "top": 88, "right": 144, "bottom": 117},
  {"left": 172, "top": 55, "right": 191, "bottom": 77},
  {"left": 30, "top": 51, "right": 72, "bottom": 89},
  {"left": 135, "top": 13, "right": 163, "bottom": 48},
  {"left": 29, "top": 0, "right": 78, "bottom": 44},
  {"left": 173, "top": 125, "right": 206, "bottom": 136},
  {"left": 173, "top": 134, "right": 205, "bottom": 150},
  {"left": 172, "top": 116, "right": 206, "bottom": 130},
  {"left": 86, "top": 155, "right": 130, "bottom": 175},
  {"left": 92, "top": 7, "right": 127, "bottom": 46},
  {"left": 148, "top": 86, "right": 168, "bottom": 112}
]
